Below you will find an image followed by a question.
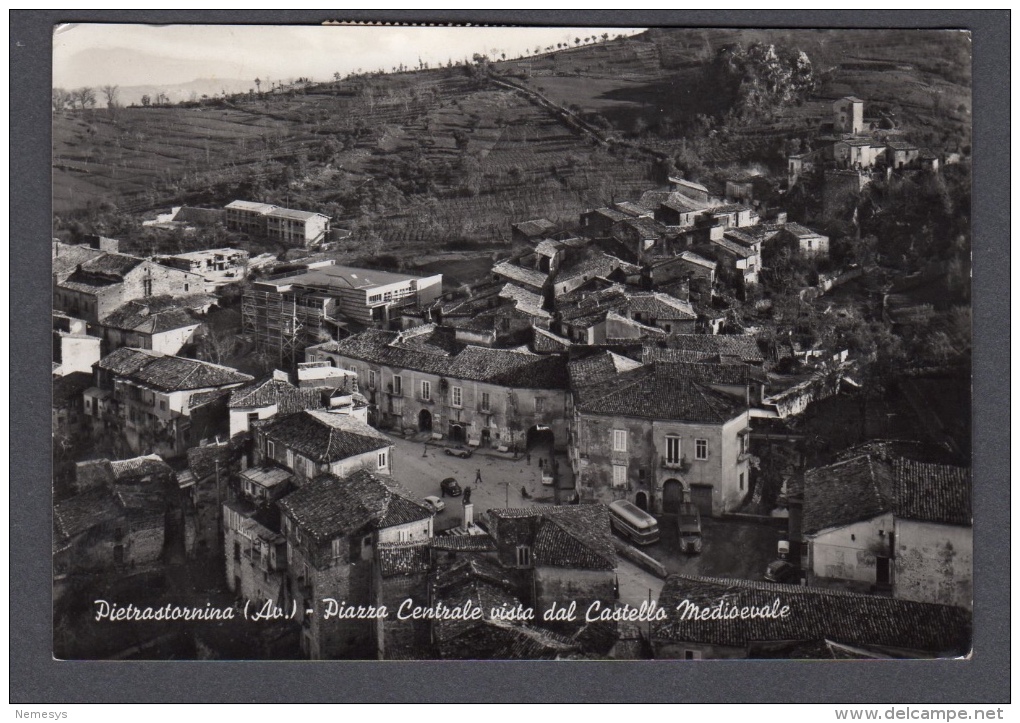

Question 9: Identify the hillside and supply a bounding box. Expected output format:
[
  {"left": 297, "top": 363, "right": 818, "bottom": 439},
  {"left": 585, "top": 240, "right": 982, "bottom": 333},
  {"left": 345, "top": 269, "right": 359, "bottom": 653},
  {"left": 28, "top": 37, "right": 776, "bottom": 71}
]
[{"left": 52, "top": 29, "right": 970, "bottom": 264}]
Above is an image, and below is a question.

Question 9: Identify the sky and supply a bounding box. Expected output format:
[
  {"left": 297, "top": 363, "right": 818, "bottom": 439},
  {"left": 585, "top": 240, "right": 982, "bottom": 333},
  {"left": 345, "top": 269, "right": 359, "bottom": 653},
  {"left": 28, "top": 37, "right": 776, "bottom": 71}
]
[{"left": 53, "top": 24, "right": 645, "bottom": 91}]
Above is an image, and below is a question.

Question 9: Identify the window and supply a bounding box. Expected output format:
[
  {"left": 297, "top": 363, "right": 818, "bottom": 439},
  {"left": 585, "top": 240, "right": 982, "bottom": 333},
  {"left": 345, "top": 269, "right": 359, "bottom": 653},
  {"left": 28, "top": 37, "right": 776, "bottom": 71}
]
[
  {"left": 451, "top": 386, "right": 462, "bottom": 408},
  {"left": 142, "top": 279, "right": 152, "bottom": 297},
  {"left": 612, "top": 464, "right": 627, "bottom": 488},
  {"left": 247, "top": 412, "right": 259, "bottom": 426},
  {"left": 368, "top": 370, "right": 377, "bottom": 389},
  {"left": 666, "top": 436, "right": 681, "bottom": 464},
  {"left": 392, "top": 375, "right": 402, "bottom": 395},
  {"left": 480, "top": 391, "right": 490, "bottom": 412},
  {"left": 233, "top": 542, "right": 241, "bottom": 562},
  {"left": 331, "top": 538, "right": 343, "bottom": 559},
  {"left": 739, "top": 473, "right": 745, "bottom": 491},
  {"left": 397, "top": 529, "right": 410, "bottom": 543},
  {"left": 613, "top": 429, "right": 627, "bottom": 453},
  {"left": 184, "top": 283, "right": 190, "bottom": 292},
  {"left": 516, "top": 545, "right": 532, "bottom": 567},
  {"left": 534, "top": 397, "right": 545, "bottom": 414},
  {"left": 267, "top": 440, "right": 276, "bottom": 460},
  {"left": 695, "top": 439, "right": 708, "bottom": 460},
  {"left": 160, "top": 400, "right": 167, "bottom": 411},
  {"left": 377, "top": 451, "right": 388, "bottom": 469},
  {"left": 420, "top": 380, "right": 431, "bottom": 401}
]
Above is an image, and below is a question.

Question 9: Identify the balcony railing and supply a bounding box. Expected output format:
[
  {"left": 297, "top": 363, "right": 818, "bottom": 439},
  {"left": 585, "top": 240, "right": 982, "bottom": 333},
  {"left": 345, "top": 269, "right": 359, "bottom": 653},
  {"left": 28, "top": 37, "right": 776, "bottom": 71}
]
[{"left": 661, "top": 459, "right": 692, "bottom": 473}]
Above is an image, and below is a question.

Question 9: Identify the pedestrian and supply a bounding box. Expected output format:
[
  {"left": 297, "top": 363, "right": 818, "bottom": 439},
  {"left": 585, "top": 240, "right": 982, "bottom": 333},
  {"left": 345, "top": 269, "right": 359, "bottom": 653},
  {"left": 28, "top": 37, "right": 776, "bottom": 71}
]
[
  {"left": 526, "top": 452, "right": 531, "bottom": 465},
  {"left": 475, "top": 468, "right": 482, "bottom": 486},
  {"left": 423, "top": 443, "right": 428, "bottom": 457},
  {"left": 538, "top": 457, "right": 543, "bottom": 469}
]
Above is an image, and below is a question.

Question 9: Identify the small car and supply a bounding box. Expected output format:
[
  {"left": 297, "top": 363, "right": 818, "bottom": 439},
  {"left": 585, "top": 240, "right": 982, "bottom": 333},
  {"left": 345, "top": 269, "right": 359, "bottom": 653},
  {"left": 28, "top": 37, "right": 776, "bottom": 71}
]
[
  {"left": 444, "top": 446, "right": 473, "bottom": 459},
  {"left": 423, "top": 495, "right": 445, "bottom": 513},
  {"left": 765, "top": 560, "right": 800, "bottom": 584},
  {"left": 440, "top": 477, "right": 462, "bottom": 497}
]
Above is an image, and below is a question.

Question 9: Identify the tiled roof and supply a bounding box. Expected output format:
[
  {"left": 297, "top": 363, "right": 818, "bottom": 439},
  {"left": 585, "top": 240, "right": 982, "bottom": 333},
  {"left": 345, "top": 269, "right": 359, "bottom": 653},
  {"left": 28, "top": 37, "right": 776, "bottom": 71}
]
[
  {"left": 556, "top": 250, "right": 639, "bottom": 284},
  {"left": 531, "top": 327, "right": 573, "bottom": 353},
  {"left": 101, "top": 298, "right": 200, "bottom": 335},
  {"left": 53, "top": 371, "right": 93, "bottom": 407},
  {"left": 491, "top": 261, "right": 549, "bottom": 290},
  {"left": 887, "top": 140, "right": 918, "bottom": 151},
  {"left": 531, "top": 505, "right": 616, "bottom": 570},
  {"left": 654, "top": 334, "right": 764, "bottom": 364},
  {"left": 711, "top": 236, "right": 756, "bottom": 259},
  {"left": 626, "top": 292, "right": 696, "bottom": 320},
  {"left": 613, "top": 201, "right": 652, "bottom": 218},
  {"left": 430, "top": 534, "right": 497, "bottom": 552},
  {"left": 261, "top": 410, "right": 390, "bottom": 463},
  {"left": 802, "top": 455, "right": 894, "bottom": 535},
  {"left": 639, "top": 355, "right": 767, "bottom": 385},
  {"left": 894, "top": 459, "right": 971, "bottom": 526},
  {"left": 188, "top": 388, "right": 232, "bottom": 408},
  {"left": 54, "top": 487, "right": 123, "bottom": 540},
  {"left": 328, "top": 328, "right": 569, "bottom": 390},
  {"left": 512, "top": 218, "right": 556, "bottom": 238},
  {"left": 279, "top": 469, "right": 431, "bottom": 542},
  {"left": 80, "top": 252, "right": 145, "bottom": 279},
  {"left": 653, "top": 575, "right": 971, "bottom": 656},
  {"left": 575, "top": 363, "right": 745, "bottom": 423},
  {"left": 97, "top": 348, "right": 253, "bottom": 391},
  {"left": 226, "top": 200, "right": 277, "bottom": 213},
  {"left": 711, "top": 203, "right": 752, "bottom": 214},
  {"left": 228, "top": 376, "right": 330, "bottom": 414},
  {"left": 378, "top": 541, "right": 431, "bottom": 577},
  {"left": 586, "top": 207, "right": 631, "bottom": 224},
  {"left": 498, "top": 283, "right": 551, "bottom": 319},
  {"left": 679, "top": 250, "right": 717, "bottom": 269},
  {"left": 567, "top": 351, "right": 644, "bottom": 404},
  {"left": 266, "top": 207, "right": 326, "bottom": 222},
  {"left": 186, "top": 442, "right": 236, "bottom": 482},
  {"left": 783, "top": 222, "right": 825, "bottom": 239},
  {"left": 52, "top": 242, "right": 104, "bottom": 281},
  {"left": 638, "top": 190, "right": 707, "bottom": 214}
]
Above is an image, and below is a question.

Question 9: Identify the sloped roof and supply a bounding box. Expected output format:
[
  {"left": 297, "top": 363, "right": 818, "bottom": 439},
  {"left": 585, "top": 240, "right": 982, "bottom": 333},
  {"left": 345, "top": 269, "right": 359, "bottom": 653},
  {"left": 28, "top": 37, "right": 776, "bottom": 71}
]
[
  {"left": 783, "top": 222, "right": 826, "bottom": 239},
  {"left": 532, "top": 327, "right": 573, "bottom": 354},
  {"left": 575, "top": 363, "right": 746, "bottom": 423},
  {"left": 894, "top": 458, "right": 971, "bottom": 526},
  {"left": 97, "top": 348, "right": 252, "bottom": 391},
  {"left": 101, "top": 297, "right": 201, "bottom": 335},
  {"left": 802, "top": 455, "right": 895, "bottom": 534},
  {"left": 491, "top": 261, "right": 549, "bottom": 290},
  {"left": 279, "top": 469, "right": 431, "bottom": 542},
  {"left": 186, "top": 442, "right": 236, "bottom": 482},
  {"left": 512, "top": 218, "right": 557, "bottom": 238},
  {"left": 653, "top": 334, "right": 764, "bottom": 364},
  {"left": 638, "top": 356, "right": 767, "bottom": 385},
  {"left": 653, "top": 575, "right": 971, "bottom": 656},
  {"left": 52, "top": 242, "right": 104, "bottom": 282},
  {"left": 260, "top": 410, "right": 390, "bottom": 463},
  {"left": 556, "top": 249, "right": 639, "bottom": 284},
  {"left": 325, "top": 328, "right": 569, "bottom": 390},
  {"left": 53, "top": 487, "right": 123, "bottom": 540},
  {"left": 498, "top": 283, "right": 550, "bottom": 319},
  {"left": 226, "top": 200, "right": 277, "bottom": 213},
  {"left": 377, "top": 541, "right": 431, "bottom": 577},
  {"left": 679, "top": 250, "right": 717, "bottom": 269},
  {"left": 531, "top": 505, "right": 616, "bottom": 570},
  {"left": 626, "top": 292, "right": 696, "bottom": 320},
  {"left": 53, "top": 371, "right": 93, "bottom": 407}
]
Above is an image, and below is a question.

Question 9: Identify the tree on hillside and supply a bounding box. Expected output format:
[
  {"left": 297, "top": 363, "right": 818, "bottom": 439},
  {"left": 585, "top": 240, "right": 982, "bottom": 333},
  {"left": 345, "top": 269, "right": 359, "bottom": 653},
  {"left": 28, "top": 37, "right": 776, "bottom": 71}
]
[
  {"left": 71, "top": 87, "right": 97, "bottom": 111},
  {"left": 52, "top": 87, "right": 71, "bottom": 112},
  {"left": 101, "top": 84, "right": 119, "bottom": 109},
  {"left": 140, "top": 94, "right": 151, "bottom": 107}
]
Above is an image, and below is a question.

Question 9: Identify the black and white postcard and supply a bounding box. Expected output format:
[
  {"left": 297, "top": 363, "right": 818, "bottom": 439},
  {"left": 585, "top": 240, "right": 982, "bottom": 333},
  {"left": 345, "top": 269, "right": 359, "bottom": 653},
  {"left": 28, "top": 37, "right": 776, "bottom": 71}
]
[{"left": 44, "top": 18, "right": 986, "bottom": 675}]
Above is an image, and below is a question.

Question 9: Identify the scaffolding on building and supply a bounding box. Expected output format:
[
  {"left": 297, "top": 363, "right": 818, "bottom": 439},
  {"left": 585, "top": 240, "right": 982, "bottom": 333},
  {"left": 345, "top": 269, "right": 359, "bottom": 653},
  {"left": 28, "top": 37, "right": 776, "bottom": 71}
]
[{"left": 242, "top": 288, "right": 334, "bottom": 370}]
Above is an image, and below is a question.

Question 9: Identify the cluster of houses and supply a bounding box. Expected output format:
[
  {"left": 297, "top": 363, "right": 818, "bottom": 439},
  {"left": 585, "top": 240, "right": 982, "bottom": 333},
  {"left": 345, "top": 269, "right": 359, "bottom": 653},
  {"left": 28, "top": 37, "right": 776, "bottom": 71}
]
[{"left": 52, "top": 100, "right": 971, "bottom": 659}]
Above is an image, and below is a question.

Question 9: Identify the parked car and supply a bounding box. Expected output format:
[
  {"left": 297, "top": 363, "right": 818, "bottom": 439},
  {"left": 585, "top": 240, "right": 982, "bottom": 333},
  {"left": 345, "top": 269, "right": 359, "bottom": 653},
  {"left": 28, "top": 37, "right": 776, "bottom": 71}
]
[
  {"left": 440, "top": 477, "right": 462, "bottom": 497},
  {"left": 444, "top": 446, "right": 473, "bottom": 459},
  {"left": 423, "top": 495, "right": 445, "bottom": 513},
  {"left": 765, "top": 560, "right": 800, "bottom": 584},
  {"left": 676, "top": 503, "right": 703, "bottom": 554}
]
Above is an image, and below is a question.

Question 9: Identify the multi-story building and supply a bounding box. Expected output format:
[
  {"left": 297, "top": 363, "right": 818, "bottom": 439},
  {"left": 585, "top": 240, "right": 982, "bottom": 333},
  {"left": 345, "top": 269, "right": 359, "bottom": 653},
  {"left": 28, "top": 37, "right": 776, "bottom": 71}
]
[
  {"left": 833, "top": 96, "right": 865, "bottom": 135},
  {"left": 54, "top": 252, "right": 205, "bottom": 323},
  {"left": 86, "top": 348, "right": 253, "bottom": 458},
  {"left": 97, "top": 297, "right": 203, "bottom": 356},
  {"left": 242, "top": 263, "right": 443, "bottom": 368},
  {"left": 306, "top": 324, "right": 570, "bottom": 451},
  {"left": 224, "top": 200, "right": 277, "bottom": 235},
  {"left": 265, "top": 208, "right": 331, "bottom": 247},
  {"left": 252, "top": 409, "right": 395, "bottom": 486},
  {"left": 569, "top": 352, "right": 753, "bottom": 516},
  {"left": 278, "top": 470, "right": 433, "bottom": 659}
]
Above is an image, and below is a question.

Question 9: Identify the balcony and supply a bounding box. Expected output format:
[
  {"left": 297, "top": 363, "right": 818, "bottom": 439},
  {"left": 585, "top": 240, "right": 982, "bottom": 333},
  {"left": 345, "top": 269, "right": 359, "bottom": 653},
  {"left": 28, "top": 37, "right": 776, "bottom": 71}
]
[{"left": 661, "top": 458, "right": 692, "bottom": 474}]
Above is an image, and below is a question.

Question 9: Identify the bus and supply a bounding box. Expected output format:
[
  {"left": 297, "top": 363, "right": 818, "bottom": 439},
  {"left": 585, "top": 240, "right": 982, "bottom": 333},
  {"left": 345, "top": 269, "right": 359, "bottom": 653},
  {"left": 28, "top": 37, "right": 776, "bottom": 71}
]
[{"left": 608, "top": 499, "right": 660, "bottom": 546}]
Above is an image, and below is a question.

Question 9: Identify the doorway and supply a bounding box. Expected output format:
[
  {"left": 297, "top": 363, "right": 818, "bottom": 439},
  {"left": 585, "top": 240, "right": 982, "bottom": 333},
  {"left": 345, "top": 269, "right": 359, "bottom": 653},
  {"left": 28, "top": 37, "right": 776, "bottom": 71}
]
[{"left": 418, "top": 409, "right": 433, "bottom": 433}]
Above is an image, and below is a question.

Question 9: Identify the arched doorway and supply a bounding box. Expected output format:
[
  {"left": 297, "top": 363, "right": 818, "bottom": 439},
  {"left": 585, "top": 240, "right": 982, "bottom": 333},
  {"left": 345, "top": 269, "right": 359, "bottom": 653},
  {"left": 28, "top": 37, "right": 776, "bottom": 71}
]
[
  {"left": 418, "top": 409, "right": 433, "bottom": 433},
  {"left": 662, "top": 479, "right": 684, "bottom": 514},
  {"left": 481, "top": 428, "right": 491, "bottom": 447},
  {"left": 525, "top": 425, "right": 555, "bottom": 452},
  {"left": 448, "top": 423, "right": 465, "bottom": 443},
  {"left": 635, "top": 492, "right": 648, "bottom": 511}
]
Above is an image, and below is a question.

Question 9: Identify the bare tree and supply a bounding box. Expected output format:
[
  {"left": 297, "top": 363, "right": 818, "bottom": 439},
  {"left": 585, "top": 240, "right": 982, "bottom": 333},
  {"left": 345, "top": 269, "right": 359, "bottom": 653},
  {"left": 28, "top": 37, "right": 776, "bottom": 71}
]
[
  {"left": 101, "top": 84, "right": 119, "bottom": 109},
  {"left": 72, "top": 86, "right": 97, "bottom": 111},
  {"left": 52, "top": 87, "right": 71, "bottom": 112}
]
